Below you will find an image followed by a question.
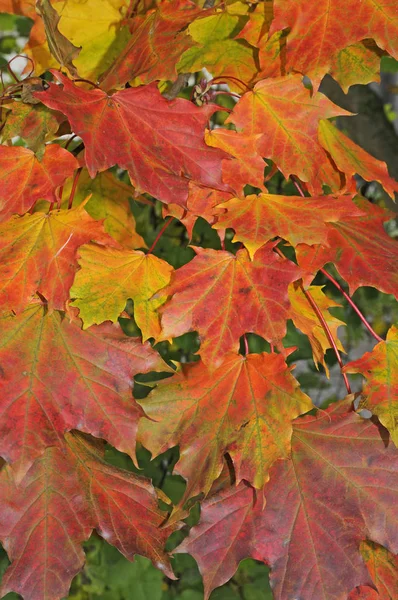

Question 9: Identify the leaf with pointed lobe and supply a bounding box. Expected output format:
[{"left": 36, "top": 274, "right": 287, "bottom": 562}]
[
  {"left": 319, "top": 120, "right": 398, "bottom": 199},
  {"left": 70, "top": 243, "right": 174, "bottom": 339},
  {"left": 165, "top": 183, "right": 233, "bottom": 239},
  {"left": 178, "top": 400, "right": 398, "bottom": 600},
  {"left": 227, "top": 75, "right": 350, "bottom": 194},
  {"left": 100, "top": 0, "right": 206, "bottom": 90},
  {"left": 23, "top": 0, "right": 130, "bottom": 81},
  {"left": 36, "top": 72, "right": 230, "bottom": 207},
  {"left": 269, "top": 0, "right": 398, "bottom": 88},
  {"left": 0, "top": 303, "right": 168, "bottom": 469},
  {"left": 349, "top": 542, "right": 398, "bottom": 600},
  {"left": 36, "top": 0, "right": 81, "bottom": 77},
  {"left": 236, "top": 0, "right": 286, "bottom": 81},
  {"left": 158, "top": 244, "right": 302, "bottom": 367},
  {"left": 288, "top": 283, "right": 346, "bottom": 376},
  {"left": 214, "top": 193, "right": 363, "bottom": 258},
  {"left": 0, "top": 433, "right": 176, "bottom": 600},
  {"left": 139, "top": 352, "right": 312, "bottom": 506},
  {"left": 176, "top": 3, "right": 257, "bottom": 88},
  {"left": 1, "top": 101, "right": 63, "bottom": 153},
  {"left": 296, "top": 198, "right": 398, "bottom": 299},
  {"left": 65, "top": 432, "right": 176, "bottom": 578},
  {"left": 344, "top": 325, "right": 398, "bottom": 446},
  {"left": 0, "top": 204, "right": 115, "bottom": 314},
  {"left": 61, "top": 169, "right": 146, "bottom": 249},
  {"left": 0, "top": 144, "right": 78, "bottom": 223},
  {"left": 205, "top": 129, "right": 266, "bottom": 196},
  {"left": 329, "top": 41, "right": 383, "bottom": 93},
  {"left": 0, "top": 446, "right": 92, "bottom": 600}
]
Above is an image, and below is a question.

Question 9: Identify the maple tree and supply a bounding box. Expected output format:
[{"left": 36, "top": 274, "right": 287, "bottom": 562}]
[{"left": 0, "top": 1, "right": 397, "bottom": 599}]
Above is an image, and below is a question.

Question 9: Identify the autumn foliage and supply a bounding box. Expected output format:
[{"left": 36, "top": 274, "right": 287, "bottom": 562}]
[{"left": 0, "top": 1, "right": 397, "bottom": 599}]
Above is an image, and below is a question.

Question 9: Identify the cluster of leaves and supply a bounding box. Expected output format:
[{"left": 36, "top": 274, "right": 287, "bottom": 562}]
[{"left": 0, "top": 1, "right": 397, "bottom": 599}]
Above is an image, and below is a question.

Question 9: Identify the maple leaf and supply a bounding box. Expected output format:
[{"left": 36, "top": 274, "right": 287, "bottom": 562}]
[
  {"left": 0, "top": 204, "right": 114, "bottom": 313},
  {"left": 35, "top": 72, "right": 229, "bottom": 207},
  {"left": 214, "top": 193, "right": 363, "bottom": 258},
  {"left": 329, "top": 41, "right": 384, "bottom": 93},
  {"left": 36, "top": 0, "right": 81, "bottom": 77},
  {"left": 177, "top": 7, "right": 257, "bottom": 89},
  {"left": 296, "top": 198, "right": 398, "bottom": 300},
  {"left": 269, "top": 0, "right": 398, "bottom": 87},
  {"left": 100, "top": 0, "right": 205, "bottom": 90},
  {"left": 236, "top": 0, "right": 286, "bottom": 81},
  {"left": 0, "top": 304, "right": 168, "bottom": 468},
  {"left": 61, "top": 169, "right": 146, "bottom": 249},
  {"left": 70, "top": 243, "right": 174, "bottom": 340},
  {"left": 348, "top": 541, "right": 398, "bottom": 600},
  {"left": 0, "top": 145, "right": 78, "bottom": 223},
  {"left": 158, "top": 244, "right": 301, "bottom": 366},
  {"left": 289, "top": 283, "right": 346, "bottom": 376},
  {"left": 23, "top": 0, "right": 130, "bottom": 81},
  {"left": 343, "top": 325, "right": 398, "bottom": 446},
  {"left": 177, "top": 400, "right": 398, "bottom": 600},
  {"left": 1, "top": 101, "right": 63, "bottom": 153},
  {"left": 318, "top": 120, "right": 398, "bottom": 199},
  {"left": 165, "top": 183, "right": 233, "bottom": 239},
  {"left": 139, "top": 352, "right": 312, "bottom": 504},
  {"left": 0, "top": 432, "right": 176, "bottom": 600},
  {"left": 227, "top": 74, "right": 350, "bottom": 194},
  {"left": 204, "top": 129, "right": 266, "bottom": 196}
]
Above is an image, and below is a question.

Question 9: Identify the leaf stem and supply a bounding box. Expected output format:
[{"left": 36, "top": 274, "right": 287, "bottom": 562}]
[
  {"left": 68, "top": 167, "right": 82, "bottom": 209},
  {"left": 147, "top": 217, "right": 174, "bottom": 254},
  {"left": 320, "top": 268, "right": 383, "bottom": 342},
  {"left": 243, "top": 334, "right": 249, "bottom": 355},
  {"left": 290, "top": 175, "right": 307, "bottom": 197},
  {"left": 300, "top": 283, "right": 352, "bottom": 394}
]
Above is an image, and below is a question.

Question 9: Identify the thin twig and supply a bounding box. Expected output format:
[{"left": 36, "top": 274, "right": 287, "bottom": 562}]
[
  {"left": 243, "top": 334, "right": 249, "bottom": 355},
  {"left": 164, "top": 73, "right": 190, "bottom": 100},
  {"left": 300, "top": 284, "right": 352, "bottom": 394},
  {"left": 147, "top": 217, "right": 174, "bottom": 254},
  {"left": 321, "top": 268, "right": 383, "bottom": 343},
  {"left": 68, "top": 167, "right": 82, "bottom": 209}
]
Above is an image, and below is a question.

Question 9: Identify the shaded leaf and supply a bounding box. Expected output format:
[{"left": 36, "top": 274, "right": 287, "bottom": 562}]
[
  {"left": 0, "top": 144, "right": 78, "bottom": 222},
  {"left": 71, "top": 243, "right": 174, "bottom": 339},
  {"left": 1, "top": 101, "right": 63, "bottom": 153},
  {"left": 178, "top": 400, "right": 398, "bottom": 600},
  {"left": 0, "top": 303, "right": 168, "bottom": 468},
  {"left": 100, "top": 0, "right": 205, "bottom": 90},
  {"left": 36, "top": 0, "right": 81, "bottom": 76},
  {"left": 330, "top": 41, "right": 383, "bottom": 93},
  {"left": 344, "top": 325, "right": 398, "bottom": 445},
  {"left": 158, "top": 244, "right": 301, "bottom": 366},
  {"left": 61, "top": 169, "right": 146, "bottom": 249},
  {"left": 318, "top": 120, "right": 398, "bottom": 199},
  {"left": 288, "top": 283, "right": 346, "bottom": 376},
  {"left": 36, "top": 72, "right": 229, "bottom": 206},
  {"left": 138, "top": 352, "right": 312, "bottom": 504}
]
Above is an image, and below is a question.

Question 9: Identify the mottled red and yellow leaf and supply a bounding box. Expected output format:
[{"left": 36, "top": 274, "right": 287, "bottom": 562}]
[
  {"left": 71, "top": 244, "right": 173, "bottom": 339},
  {"left": 344, "top": 325, "right": 398, "bottom": 446}
]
